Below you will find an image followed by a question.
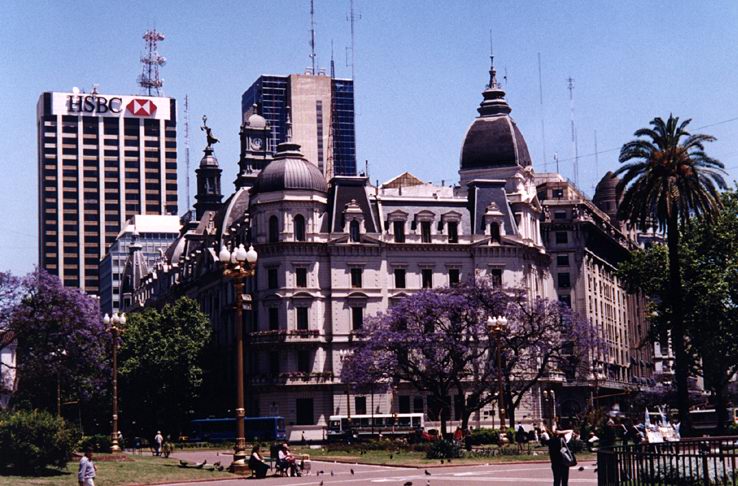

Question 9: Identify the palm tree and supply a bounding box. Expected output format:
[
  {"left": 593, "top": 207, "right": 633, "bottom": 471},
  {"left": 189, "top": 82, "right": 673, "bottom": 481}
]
[{"left": 615, "top": 114, "right": 727, "bottom": 434}]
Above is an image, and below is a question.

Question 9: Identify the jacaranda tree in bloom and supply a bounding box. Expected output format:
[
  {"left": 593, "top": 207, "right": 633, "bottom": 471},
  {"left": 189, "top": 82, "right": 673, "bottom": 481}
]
[
  {"left": 9, "top": 269, "right": 109, "bottom": 413},
  {"left": 0, "top": 271, "right": 23, "bottom": 399},
  {"left": 341, "top": 279, "right": 594, "bottom": 435}
]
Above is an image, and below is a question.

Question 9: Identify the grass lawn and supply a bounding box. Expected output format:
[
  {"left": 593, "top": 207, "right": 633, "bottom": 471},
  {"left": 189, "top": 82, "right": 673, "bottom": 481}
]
[
  {"left": 0, "top": 454, "right": 233, "bottom": 486},
  {"left": 292, "top": 446, "right": 596, "bottom": 467}
]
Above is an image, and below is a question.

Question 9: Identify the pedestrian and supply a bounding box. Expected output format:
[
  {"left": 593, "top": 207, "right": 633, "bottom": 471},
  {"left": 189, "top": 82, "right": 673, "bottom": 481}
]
[
  {"left": 539, "top": 422, "right": 550, "bottom": 446},
  {"left": 78, "top": 446, "right": 97, "bottom": 486},
  {"left": 548, "top": 424, "right": 576, "bottom": 486},
  {"left": 248, "top": 445, "right": 270, "bottom": 478},
  {"left": 515, "top": 418, "right": 528, "bottom": 453},
  {"left": 278, "top": 443, "right": 300, "bottom": 477},
  {"left": 154, "top": 430, "right": 163, "bottom": 456},
  {"left": 454, "top": 426, "right": 463, "bottom": 442}
]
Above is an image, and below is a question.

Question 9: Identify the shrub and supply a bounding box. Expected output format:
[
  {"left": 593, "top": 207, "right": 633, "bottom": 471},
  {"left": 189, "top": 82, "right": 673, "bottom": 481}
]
[
  {"left": 426, "top": 439, "right": 464, "bottom": 459},
  {"left": 0, "top": 409, "right": 79, "bottom": 473},
  {"left": 470, "top": 428, "right": 500, "bottom": 445},
  {"left": 78, "top": 434, "right": 112, "bottom": 453}
]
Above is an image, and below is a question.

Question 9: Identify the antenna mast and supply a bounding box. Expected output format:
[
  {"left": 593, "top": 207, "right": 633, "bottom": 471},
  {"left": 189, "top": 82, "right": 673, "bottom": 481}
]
[
  {"left": 538, "top": 52, "right": 547, "bottom": 168},
  {"left": 567, "top": 77, "right": 579, "bottom": 187},
  {"left": 347, "top": 0, "right": 361, "bottom": 80},
  {"left": 184, "top": 95, "right": 191, "bottom": 210},
  {"left": 138, "top": 28, "right": 166, "bottom": 96},
  {"left": 594, "top": 129, "right": 599, "bottom": 191},
  {"left": 309, "top": 0, "right": 317, "bottom": 74},
  {"left": 330, "top": 39, "right": 336, "bottom": 78}
]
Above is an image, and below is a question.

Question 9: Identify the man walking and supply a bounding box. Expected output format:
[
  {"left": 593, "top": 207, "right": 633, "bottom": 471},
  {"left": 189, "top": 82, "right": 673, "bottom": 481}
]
[
  {"left": 154, "top": 431, "right": 164, "bottom": 456},
  {"left": 78, "top": 447, "right": 97, "bottom": 486}
]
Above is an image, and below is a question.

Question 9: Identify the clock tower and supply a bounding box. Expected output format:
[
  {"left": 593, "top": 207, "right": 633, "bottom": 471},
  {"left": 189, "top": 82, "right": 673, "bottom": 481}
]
[{"left": 235, "top": 104, "right": 273, "bottom": 188}]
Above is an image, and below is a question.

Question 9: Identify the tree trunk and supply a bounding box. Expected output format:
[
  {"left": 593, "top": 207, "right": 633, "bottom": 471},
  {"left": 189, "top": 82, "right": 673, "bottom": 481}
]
[
  {"left": 505, "top": 384, "right": 516, "bottom": 428},
  {"left": 667, "top": 212, "right": 691, "bottom": 435},
  {"left": 440, "top": 407, "right": 448, "bottom": 437},
  {"left": 715, "top": 381, "right": 728, "bottom": 435}
]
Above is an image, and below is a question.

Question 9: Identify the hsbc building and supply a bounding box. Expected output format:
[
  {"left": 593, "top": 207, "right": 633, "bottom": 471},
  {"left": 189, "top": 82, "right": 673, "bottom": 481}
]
[{"left": 37, "top": 91, "right": 178, "bottom": 295}]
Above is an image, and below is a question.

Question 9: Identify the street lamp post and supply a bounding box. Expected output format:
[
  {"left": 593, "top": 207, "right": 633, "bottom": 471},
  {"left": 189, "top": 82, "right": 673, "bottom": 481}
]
[
  {"left": 49, "top": 349, "right": 67, "bottom": 417},
  {"left": 218, "top": 243, "right": 258, "bottom": 474},
  {"left": 104, "top": 312, "right": 126, "bottom": 453},
  {"left": 339, "top": 349, "right": 353, "bottom": 437},
  {"left": 487, "top": 316, "right": 508, "bottom": 444}
]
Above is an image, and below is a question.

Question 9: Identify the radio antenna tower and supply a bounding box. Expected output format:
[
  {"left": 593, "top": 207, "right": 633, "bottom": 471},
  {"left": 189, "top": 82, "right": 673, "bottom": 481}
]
[
  {"left": 567, "top": 76, "right": 579, "bottom": 187},
  {"left": 138, "top": 28, "right": 166, "bottom": 96},
  {"left": 537, "top": 52, "right": 547, "bottom": 168},
  {"left": 309, "top": 0, "right": 317, "bottom": 74},
  {"left": 184, "top": 95, "right": 191, "bottom": 210},
  {"left": 346, "top": 0, "right": 361, "bottom": 80}
]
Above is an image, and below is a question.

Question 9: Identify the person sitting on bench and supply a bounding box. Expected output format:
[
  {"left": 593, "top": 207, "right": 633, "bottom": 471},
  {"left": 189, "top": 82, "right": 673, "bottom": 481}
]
[
  {"left": 277, "top": 443, "right": 300, "bottom": 477},
  {"left": 248, "top": 445, "right": 270, "bottom": 478}
]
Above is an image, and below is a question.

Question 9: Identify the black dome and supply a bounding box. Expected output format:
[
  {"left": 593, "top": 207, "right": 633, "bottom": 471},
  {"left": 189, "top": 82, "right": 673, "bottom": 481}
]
[
  {"left": 460, "top": 63, "right": 532, "bottom": 170},
  {"left": 253, "top": 142, "right": 328, "bottom": 194}
]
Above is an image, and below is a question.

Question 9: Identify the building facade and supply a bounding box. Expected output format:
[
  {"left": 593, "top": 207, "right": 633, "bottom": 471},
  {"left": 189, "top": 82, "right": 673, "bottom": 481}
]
[
  {"left": 241, "top": 74, "right": 356, "bottom": 178},
  {"left": 37, "top": 90, "right": 177, "bottom": 294},
  {"left": 536, "top": 172, "right": 655, "bottom": 418},
  {"left": 129, "top": 64, "right": 656, "bottom": 437},
  {"left": 99, "top": 214, "right": 180, "bottom": 315}
]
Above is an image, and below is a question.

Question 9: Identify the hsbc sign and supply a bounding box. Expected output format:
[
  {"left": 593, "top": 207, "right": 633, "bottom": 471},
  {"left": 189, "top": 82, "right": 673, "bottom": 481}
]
[
  {"left": 49, "top": 92, "right": 171, "bottom": 120},
  {"left": 126, "top": 99, "right": 157, "bottom": 116}
]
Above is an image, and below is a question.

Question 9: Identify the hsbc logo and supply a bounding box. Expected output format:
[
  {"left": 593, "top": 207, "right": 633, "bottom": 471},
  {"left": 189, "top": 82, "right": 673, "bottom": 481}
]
[{"left": 126, "top": 99, "right": 157, "bottom": 117}]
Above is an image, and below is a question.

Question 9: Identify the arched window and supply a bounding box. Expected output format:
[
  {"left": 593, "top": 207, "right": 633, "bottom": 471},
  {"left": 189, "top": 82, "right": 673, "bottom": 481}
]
[
  {"left": 268, "top": 215, "right": 279, "bottom": 243},
  {"left": 294, "top": 214, "right": 306, "bottom": 242},
  {"left": 490, "top": 222, "right": 501, "bottom": 243},
  {"left": 349, "top": 220, "right": 361, "bottom": 242}
]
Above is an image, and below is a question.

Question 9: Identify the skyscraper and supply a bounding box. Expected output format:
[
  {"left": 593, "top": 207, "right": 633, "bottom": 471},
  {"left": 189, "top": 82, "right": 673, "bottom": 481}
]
[
  {"left": 241, "top": 74, "right": 356, "bottom": 178},
  {"left": 37, "top": 90, "right": 177, "bottom": 294}
]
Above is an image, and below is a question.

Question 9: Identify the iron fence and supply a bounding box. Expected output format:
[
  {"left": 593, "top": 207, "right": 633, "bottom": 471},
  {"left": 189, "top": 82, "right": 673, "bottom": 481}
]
[{"left": 598, "top": 436, "right": 738, "bottom": 485}]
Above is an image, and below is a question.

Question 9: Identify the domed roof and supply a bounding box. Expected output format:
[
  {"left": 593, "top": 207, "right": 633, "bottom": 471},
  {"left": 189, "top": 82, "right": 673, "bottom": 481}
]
[
  {"left": 593, "top": 171, "right": 622, "bottom": 219},
  {"left": 253, "top": 142, "right": 328, "bottom": 194},
  {"left": 460, "top": 62, "right": 532, "bottom": 170},
  {"left": 245, "top": 104, "right": 268, "bottom": 129},
  {"left": 246, "top": 112, "right": 267, "bottom": 129}
]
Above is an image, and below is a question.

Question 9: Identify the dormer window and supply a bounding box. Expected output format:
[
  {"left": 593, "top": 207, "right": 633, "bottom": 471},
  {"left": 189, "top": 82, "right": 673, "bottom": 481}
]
[
  {"left": 490, "top": 222, "right": 501, "bottom": 243},
  {"left": 349, "top": 220, "right": 360, "bottom": 242},
  {"left": 393, "top": 221, "right": 405, "bottom": 243},
  {"left": 294, "top": 214, "right": 306, "bottom": 241},
  {"left": 447, "top": 222, "right": 458, "bottom": 243}
]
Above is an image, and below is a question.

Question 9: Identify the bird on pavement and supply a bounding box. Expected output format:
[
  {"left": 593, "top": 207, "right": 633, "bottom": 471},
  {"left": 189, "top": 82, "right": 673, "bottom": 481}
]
[
  {"left": 319, "top": 482, "right": 324, "bottom": 486},
  {"left": 425, "top": 469, "right": 431, "bottom": 476},
  {"left": 403, "top": 482, "right": 413, "bottom": 486},
  {"left": 318, "top": 470, "right": 324, "bottom": 475},
  {"left": 578, "top": 466, "right": 585, "bottom": 471},
  {"left": 331, "top": 471, "right": 334, "bottom": 476},
  {"left": 351, "top": 468, "right": 355, "bottom": 475}
]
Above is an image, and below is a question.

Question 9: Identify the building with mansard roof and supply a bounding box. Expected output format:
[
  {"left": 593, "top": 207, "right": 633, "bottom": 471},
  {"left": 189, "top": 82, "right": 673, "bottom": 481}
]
[{"left": 125, "top": 65, "right": 652, "bottom": 438}]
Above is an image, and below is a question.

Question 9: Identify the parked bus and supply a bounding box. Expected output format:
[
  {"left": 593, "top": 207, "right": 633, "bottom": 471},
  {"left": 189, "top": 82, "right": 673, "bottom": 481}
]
[
  {"left": 189, "top": 417, "right": 287, "bottom": 442},
  {"left": 690, "top": 408, "right": 738, "bottom": 433},
  {"left": 327, "top": 413, "right": 424, "bottom": 441}
]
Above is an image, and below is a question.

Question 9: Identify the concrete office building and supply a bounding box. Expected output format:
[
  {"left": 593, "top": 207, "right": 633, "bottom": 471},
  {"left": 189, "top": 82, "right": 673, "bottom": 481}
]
[
  {"left": 241, "top": 74, "right": 356, "bottom": 178},
  {"left": 99, "top": 214, "right": 180, "bottom": 315},
  {"left": 37, "top": 90, "right": 177, "bottom": 293}
]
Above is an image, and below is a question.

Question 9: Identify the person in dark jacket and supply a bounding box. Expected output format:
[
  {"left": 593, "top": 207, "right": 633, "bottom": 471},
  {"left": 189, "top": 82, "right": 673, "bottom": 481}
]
[{"left": 547, "top": 425, "right": 575, "bottom": 486}]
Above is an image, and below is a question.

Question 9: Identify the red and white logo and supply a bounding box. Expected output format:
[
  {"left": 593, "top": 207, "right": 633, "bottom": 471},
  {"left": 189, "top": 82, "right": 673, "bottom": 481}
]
[{"left": 126, "top": 99, "right": 157, "bottom": 116}]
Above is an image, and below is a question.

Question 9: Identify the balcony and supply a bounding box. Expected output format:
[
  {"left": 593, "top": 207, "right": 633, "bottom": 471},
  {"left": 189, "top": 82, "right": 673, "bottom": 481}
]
[
  {"left": 248, "top": 329, "right": 322, "bottom": 344},
  {"left": 247, "top": 372, "right": 335, "bottom": 385}
]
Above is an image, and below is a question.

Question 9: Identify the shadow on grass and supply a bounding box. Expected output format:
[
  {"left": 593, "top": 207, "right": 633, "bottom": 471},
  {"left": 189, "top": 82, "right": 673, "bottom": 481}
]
[{"left": 0, "top": 467, "right": 72, "bottom": 477}]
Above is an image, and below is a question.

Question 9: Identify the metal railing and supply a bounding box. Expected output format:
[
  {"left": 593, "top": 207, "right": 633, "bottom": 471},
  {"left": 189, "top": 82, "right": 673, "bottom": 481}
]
[{"left": 598, "top": 436, "right": 738, "bottom": 485}]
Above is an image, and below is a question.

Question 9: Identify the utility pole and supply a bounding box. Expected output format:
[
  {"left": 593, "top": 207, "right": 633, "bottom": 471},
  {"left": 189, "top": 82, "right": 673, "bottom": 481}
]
[{"left": 567, "top": 77, "right": 579, "bottom": 187}]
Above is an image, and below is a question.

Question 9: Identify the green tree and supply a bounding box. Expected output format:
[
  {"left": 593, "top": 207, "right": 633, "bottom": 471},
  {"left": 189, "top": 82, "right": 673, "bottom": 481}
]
[
  {"left": 615, "top": 115, "right": 727, "bottom": 432},
  {"left": 681, "top": 190, "right": 738, "bottom": 432},
  {"left": 119, "top": 297, "right": 211, "bottom": 437}
]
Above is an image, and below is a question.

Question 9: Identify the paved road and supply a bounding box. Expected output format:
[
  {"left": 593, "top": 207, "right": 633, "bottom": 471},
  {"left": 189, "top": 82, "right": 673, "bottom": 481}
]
[{"left": 165, "top": 451, "right": 598, "bottom": 486}]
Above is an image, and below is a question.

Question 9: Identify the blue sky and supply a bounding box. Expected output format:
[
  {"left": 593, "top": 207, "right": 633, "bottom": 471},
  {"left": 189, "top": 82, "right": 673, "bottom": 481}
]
[{"left": 2, "top": 1, "right": 738, "bottom": 275}]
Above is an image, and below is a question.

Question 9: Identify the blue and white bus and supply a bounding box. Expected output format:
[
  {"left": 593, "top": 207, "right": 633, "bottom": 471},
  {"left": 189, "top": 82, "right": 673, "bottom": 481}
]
[{"left": 189, "top": 417, "right": 287, "bottom": 442}]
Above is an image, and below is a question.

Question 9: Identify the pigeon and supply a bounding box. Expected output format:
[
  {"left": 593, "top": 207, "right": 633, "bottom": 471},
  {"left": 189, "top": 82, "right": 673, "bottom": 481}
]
[
  {"left": 404, "top": 482, "right": 413, "bottom": 486},
  {"left": 351, "top": 468, "right": 355, "bottom": 475},
  {"left": 578, "top": 466, "right": 585, "bottom": 471},
  {"left": 331, "top": 471, "right": 335, "bottom": 476},
  {"left": 318, "top": 470, "right": 324, "bottom": 475},
  {"left": 213, "top": 461, "right": 221, "bottom": 467},
  {"left": 440, "top": 459, "right": 444, "bottom": 464},
  {"left": 320, "top": 482, "right": 324, "bottom": 486},
  {"left": 425, "top": 469, "right": 431, "bottom": 476}
]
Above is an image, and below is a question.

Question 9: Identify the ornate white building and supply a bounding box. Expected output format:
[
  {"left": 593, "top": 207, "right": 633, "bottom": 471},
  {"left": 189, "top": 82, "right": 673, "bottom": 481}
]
[{"left": 126, "top": 64, "right": 650, "bottom": 437}]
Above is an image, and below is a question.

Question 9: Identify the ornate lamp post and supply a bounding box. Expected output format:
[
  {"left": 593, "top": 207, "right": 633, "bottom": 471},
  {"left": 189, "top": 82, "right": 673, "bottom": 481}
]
[
  {"left": 104, "top": 311, "right": 126, "bottom": 453},
  {"left": 487, "top": 315, "right": 508, "bottom": 444},
  {"left": 339, "top": 349, "right": 353, "bottom": 437},
  {"left": 218, "top": 243, "right": 258, "bottom": 474}
]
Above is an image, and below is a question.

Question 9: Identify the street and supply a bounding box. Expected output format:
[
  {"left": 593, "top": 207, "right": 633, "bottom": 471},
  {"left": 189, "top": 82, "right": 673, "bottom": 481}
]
[{"left": 164, "top": 451, "right": 597, "bottom": 486}]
